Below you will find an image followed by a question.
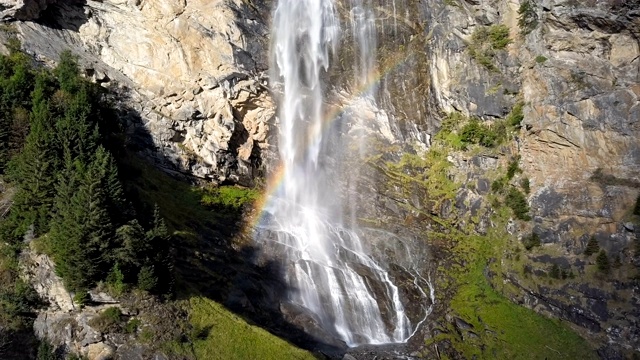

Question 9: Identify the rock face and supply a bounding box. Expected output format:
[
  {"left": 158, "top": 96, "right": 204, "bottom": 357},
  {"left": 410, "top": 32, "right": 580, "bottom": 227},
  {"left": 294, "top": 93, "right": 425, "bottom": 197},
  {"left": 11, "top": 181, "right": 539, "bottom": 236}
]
[
  {"left": 2, "top": 0, "right": 274, "bottom": 184},
  {"left": 421, "top": 0, "right": 640, "bottom": 356}
]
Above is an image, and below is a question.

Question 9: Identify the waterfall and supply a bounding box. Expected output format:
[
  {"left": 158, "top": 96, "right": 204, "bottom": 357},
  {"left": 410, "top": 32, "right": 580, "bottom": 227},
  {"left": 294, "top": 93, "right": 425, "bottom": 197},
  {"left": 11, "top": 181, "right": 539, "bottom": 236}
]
[{"left": 255, "top": 0, "right": 424, "bottom": 346}]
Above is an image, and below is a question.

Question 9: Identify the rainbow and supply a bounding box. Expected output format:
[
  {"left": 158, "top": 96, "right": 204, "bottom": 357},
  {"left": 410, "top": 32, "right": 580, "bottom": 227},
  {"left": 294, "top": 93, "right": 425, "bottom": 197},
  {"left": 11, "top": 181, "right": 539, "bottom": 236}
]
[{"left": 247, "top": 52, "right": 413, "bottom": 231}]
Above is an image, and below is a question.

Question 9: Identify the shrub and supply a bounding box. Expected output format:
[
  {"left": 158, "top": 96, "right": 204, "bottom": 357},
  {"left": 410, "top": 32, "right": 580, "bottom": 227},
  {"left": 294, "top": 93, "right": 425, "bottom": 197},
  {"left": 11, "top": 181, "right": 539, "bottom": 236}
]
[
  {"left": 522, "top": 233, "right": 540, "bottom": 250},
  {"left": 505, "top": 187, "right": 531, "bottom": 220},
  {"left": 73, "top": 290, "right": 90, "bottom": 307},
  {"left": 583, "top": 236, "right": 599, "bottom": 256},
  {"left": 535, "top": 55, "right": 548, "bottom": 63},
  {"left": 518, "top": 0, "right": 538, "bottom": 35},
  {"left": 507, "top": 102, "right": 524, "bottom": 128},
  {"left": 488, "top": 25, "right": 512, "bottom": 50},
  {"left": 634, "top": 195, "right": 640, "bottom": 216},
  {"left": 492, "top": 178, "right": 506, "bottom": 194},
  {"left": 36, "top": 340, "right": 56, "bottom": 360},
  {"left": 106, "top": 263, "right": 126, "bottom": 297},
  {"left": 459, "top": 118, "right": 502, "bottom": 148},
  {"left": 549, "top": 264, "right": 560, "bottom": 279},
  {"left": 89, "top": 307, "right": 122, "bottom": 333},
  {"left": 596, "top": 250, "right": 610, "bottom": 273},
  {"left": 137, "top": 265, "right": 157, "bottom": 292},
  {"left": 520, "top": 177, "right": 530, "bottom": 194},
  {"left": 506, "top": 157, "right": 521, "bottom": 180},
  {"left": 468, "top": 25, "right": 512, "bottom": 71},
  {"left": 125, "top": 318, "right": 141, "bottom": 334}
]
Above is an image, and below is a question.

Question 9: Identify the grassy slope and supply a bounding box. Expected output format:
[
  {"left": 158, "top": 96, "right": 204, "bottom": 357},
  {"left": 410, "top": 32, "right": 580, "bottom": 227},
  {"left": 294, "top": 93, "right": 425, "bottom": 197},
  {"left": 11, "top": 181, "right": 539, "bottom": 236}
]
[
  {"left": 185, "top": 297, "right": 315, "bottom": 360},
  {"left": 121, "top": 156, "right": 314, "bottom": 359},
  {"left": 442, "top": 206, "right": 597, "bottom": 359}
]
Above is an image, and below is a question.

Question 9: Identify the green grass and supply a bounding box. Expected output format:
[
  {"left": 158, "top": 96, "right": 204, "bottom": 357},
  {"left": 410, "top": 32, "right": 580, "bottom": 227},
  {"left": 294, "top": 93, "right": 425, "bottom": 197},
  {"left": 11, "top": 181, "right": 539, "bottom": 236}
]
[
  {"left": 440, "top": 208, "right": 597, "bottom": 359},
  {"left": 184, "top": 297, "right": 316, "bottom": 360}
]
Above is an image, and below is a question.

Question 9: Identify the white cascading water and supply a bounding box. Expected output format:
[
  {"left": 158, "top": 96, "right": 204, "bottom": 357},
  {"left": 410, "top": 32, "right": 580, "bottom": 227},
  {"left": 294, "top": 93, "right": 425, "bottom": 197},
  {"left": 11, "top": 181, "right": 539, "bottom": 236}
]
[{"left": 256, "top": 0, "right": 424, "bottom": 346}]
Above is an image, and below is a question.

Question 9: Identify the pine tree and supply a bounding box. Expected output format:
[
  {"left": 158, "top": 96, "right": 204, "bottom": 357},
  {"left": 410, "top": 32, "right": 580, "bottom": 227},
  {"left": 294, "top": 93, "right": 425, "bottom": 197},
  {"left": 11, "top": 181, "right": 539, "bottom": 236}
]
[
  {"left": 584, "top": 236, "right": 600, "bottom": 257},
  {"left": 596, "top": 250, "right": 610, "bottom": 274},
  {"left": 6, "top": 99, "right": 59, "bottom": 235},
  {"left": 55, "top": 51, "right": 80, "bottom": 95}
]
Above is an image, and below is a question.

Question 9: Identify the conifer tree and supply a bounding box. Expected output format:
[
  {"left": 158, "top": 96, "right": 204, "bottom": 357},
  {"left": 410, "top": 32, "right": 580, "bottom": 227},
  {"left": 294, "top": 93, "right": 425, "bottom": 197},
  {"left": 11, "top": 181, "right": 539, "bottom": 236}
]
[
  {"left": 584, "top": 236, "right": 600, "bottom": 257},
  {"left": 6, "top": 99, "right": 58, "bottom": 235}
]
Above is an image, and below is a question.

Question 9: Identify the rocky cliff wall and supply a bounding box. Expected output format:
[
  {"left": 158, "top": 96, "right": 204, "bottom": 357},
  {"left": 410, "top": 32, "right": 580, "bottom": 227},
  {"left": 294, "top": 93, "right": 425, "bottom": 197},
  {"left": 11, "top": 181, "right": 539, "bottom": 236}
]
[{"left": 2, "top": 0, "right": 274, "bottom": 184}]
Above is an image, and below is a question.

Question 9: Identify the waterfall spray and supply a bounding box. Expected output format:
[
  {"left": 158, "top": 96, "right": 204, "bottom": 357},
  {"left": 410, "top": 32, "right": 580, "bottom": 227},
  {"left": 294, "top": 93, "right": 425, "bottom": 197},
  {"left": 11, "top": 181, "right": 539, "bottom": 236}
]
[{"left": 256, "top": 0, "right": 424, "bottom": 346}]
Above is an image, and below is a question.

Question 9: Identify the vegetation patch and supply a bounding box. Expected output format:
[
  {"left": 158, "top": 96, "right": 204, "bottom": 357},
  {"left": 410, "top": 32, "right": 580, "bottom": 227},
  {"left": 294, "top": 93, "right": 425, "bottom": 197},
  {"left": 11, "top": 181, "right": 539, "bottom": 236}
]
[
  {"left": 170, "top": 297, "right": 315, "bottom": 360},
  {"left": 518, "top": 0, "right": 539, "bottom": 35},
  {"left": 467, "top": 25, "right": 512, "bottom": 71},
  {"left": 535, "top": 55, "right": 548, "bottom": 64},
  {"left": 434, "top": 205, "right": 597, "bottom": 359}
]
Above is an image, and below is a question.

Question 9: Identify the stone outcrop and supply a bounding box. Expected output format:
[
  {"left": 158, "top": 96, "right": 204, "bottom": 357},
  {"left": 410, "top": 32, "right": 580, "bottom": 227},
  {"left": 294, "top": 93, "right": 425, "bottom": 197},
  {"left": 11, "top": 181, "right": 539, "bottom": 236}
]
[
  {"left": 1, "top": 0, "right": 275, "bottom": 184},
  {"left": 420, "top": 0, "right": 640, "bottom": 356}
]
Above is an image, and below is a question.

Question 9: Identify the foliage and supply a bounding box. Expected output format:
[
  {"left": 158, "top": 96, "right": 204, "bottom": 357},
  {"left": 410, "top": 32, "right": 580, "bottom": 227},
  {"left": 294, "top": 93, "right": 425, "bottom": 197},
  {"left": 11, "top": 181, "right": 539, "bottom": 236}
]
[
  {"left": 518, "top": 0, "right": 539, "bottom": 35},
  {"left": 137, "top": 265, "right": 157, "bottom": 292},
  {"left": 182, "top": 297, "right": 315, "bottom": 360},
  {"left": 106, "top": 263, "right": 126, "bottom": 297},
  {"left": 506, "top": 157, "right": 521, "bottom": 180},
  {"left": 438, "top": 212, "right": 597, "bottom": 359},
  {"left": 460, "top": 117, "right": 500, "bottom": 147},
  {"left": 491, "top": 178, "right": 506, "bottom": 194},
  {"left": 596, "top": 250, "right": 610, "bottom": 273},
  {"left": 0, "top": 49, "right": 173, "bottom": 294},
  {"left": 201, "top": 186, "right": 259, "bottom": 210},
  {"left": 468, "top": 25, "right": 512, "bottom": 71},
  {"left": 550, "top": 264, "right": 560, "bottom": 279},
  {"left": 124, "top": 318, "right": 141, "bottom": 334},
  {"left": 522, "top": 232, "right": 541, "bottom": 250},
  {"left": 520, "top": 177, "right": 530, "bottom": 194},
  {"left": 36, "top": 341, "right": 57, "bottom": 360},
  {"left": 584, "top": 236, "right": 600, "bottom": 257},
  {"left": 506, "top": 101, "right": 524, "bottom": 129},
  {"left": 73, "top": 290, "right": 90, "bottom": 306},
  {"left": 535, "top": 55, "right": 548, "bottom": 63},
  {"left": 88, "top": 307, "right": 123, "bottom": 333},
  {"left": 505, "top": 187, "right": 531, "bottom": 220}
]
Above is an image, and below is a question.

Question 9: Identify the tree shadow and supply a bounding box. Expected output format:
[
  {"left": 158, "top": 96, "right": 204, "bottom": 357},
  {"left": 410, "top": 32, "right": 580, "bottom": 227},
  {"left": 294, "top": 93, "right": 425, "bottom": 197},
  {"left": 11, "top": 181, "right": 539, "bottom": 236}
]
[{"left": 108, "top": 76, "right": 346, "bottom": 359}]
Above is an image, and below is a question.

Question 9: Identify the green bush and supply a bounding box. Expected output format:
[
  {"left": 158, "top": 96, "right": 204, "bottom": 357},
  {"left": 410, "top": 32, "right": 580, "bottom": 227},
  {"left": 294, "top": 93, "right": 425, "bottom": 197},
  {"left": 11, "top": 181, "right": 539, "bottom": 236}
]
[
  {"left": 520, "top": 177, "right": 530, "bottom": 194},
  {"left": 125, "top": 318, "right": 141, "bottom": 334},
  {"left": 468, "top": 25, "right": 512, "bottom": 71},
  {"left": 507, "top": 102, "right": 524, "bottom": 128},
  {"left": 106, "top": 263, "right": 126, "bottom": 297},
  {"left": 549, "top": 264, "right": 560, "bottom": 279},
  {"left": 492, "top": 178, "right": 506, "bottom": 194},
  {"left": 460, "top": 118, "right": 501, "bottom": 147},
  {"left": 522, "top": 233, "right": 540, "bottom": 250},
  {"left": 583, "top": 237, "right": 599, "bottom": 257},
  {"left": 73, "top": 290, "right": 90, "bottom": 306},
  {"left": 518, "top": 0, "right": 538, "bottom": 35},
  {"left": 137, "top": 265, "right": 157, "bottom": 292},
  {"left": 596, "top": 250, "right": 610, "bottom": 273},
  {"left": 488, "top": 25, "right": 512, "bottom": 50},
  {"left": 89, "top": 306, "right": 122, "bottom": 333},
  {"left": 505, "top": 187, "right": 531, "bottom": 220},
  {"left": 506, "top": 157, "right": 521, "bottom": 180},
  {"left": 535, "top": 55, "right": 548, "bottom": 63},
  {"left": 36, "top": 340, "right": 56, "bottom": 360}
]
